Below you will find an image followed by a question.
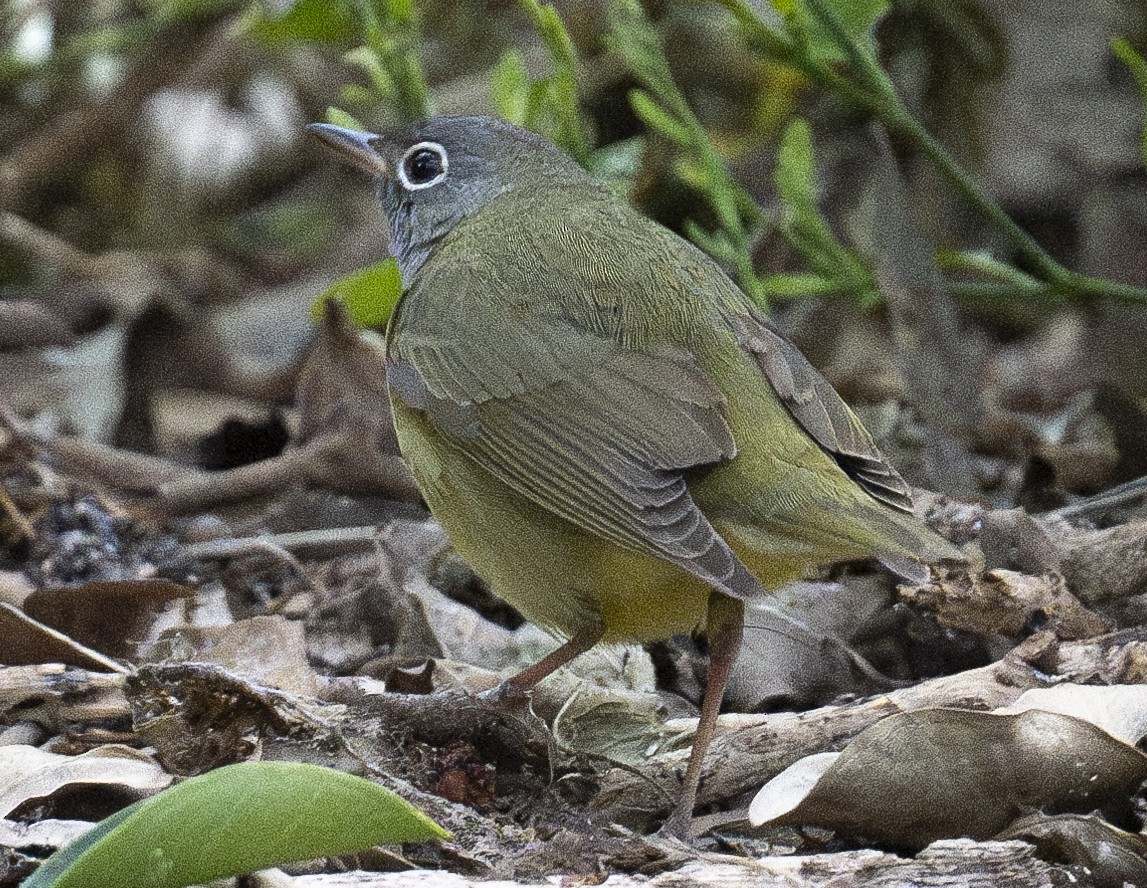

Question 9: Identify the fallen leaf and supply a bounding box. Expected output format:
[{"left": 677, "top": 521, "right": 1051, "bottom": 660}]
[
  {"left": 0, "top": 602, "right": 126, "bottom": 672},
  {"left": 748, "top": 704, "right": 1147, "bottom": 847},
  {"left": 997, "top": 683, "right": 1147, "bottom": 745},
  {"left": 24, "top": 579, "right": 194, "bottom": 660},
  {"left": 151, "top": 615, "right": 319, "bottom": 697},
  {"left": 0, "top": 745, "right": 171, "bottom": 819}
]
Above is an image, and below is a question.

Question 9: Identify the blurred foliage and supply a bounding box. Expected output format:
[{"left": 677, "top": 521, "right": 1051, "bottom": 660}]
[
  {"left": 1113, "top": 36, "right": 1147, "bottom": 171},
  {"left": 609, "top": 0, "right": 766, "bottom": 303},
  {"left": 492, "top": 0, "right": 590, "bottom": 162},
  {"left": 246, "top": 0, "right": 429, "bottom": 122},
  {"left": 312, "top": 256, "right": 403, "bottom": 328},
  {"left": 1, "top": 0, "right": 1146, "bottom": 310},
  {"left": 771, "top": 118, "right": 878, "bottom": 305}
]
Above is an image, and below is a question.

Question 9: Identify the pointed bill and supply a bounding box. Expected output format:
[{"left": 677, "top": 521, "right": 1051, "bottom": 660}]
[{"left": 307, "top": 123, "right": 387, "bottom": 176}]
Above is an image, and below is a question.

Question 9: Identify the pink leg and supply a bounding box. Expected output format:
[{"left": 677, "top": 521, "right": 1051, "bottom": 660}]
[
  {"left": 661, "top": 592, "right": 744, "bottom": 839},
  {"left": 483, "top": 625, "right": 604, "bottom": 702}
]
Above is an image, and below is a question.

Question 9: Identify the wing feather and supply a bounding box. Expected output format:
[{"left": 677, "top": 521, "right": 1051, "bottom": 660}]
[
  {"left": 729, "top": 310, "right": 915, "bottom": 512},
  {"left": 388, "top": 338, "right": 762, "bottom": 599}
]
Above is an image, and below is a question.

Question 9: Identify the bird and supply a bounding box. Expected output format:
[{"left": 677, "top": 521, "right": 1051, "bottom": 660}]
[{"left": 309, "top": 115, "right": 962, "bottom": 837}]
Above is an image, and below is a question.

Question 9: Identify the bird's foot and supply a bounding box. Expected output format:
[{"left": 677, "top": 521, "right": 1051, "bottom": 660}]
[
  {"left": 476, "top": 678, "right": 532, "bottom": 709},
  {"left": 657, "top": 805, "right": 696, "bottom": 842}
]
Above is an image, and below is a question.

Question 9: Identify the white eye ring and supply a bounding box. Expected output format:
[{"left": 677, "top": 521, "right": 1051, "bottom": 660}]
[{"left": 397, "top": 141, "right": 449, "bottom": 190}]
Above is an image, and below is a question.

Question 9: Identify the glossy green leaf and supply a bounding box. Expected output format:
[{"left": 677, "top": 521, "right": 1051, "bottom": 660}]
[
  {"left": 311, "top": 258, "right": 404, "bottom": 329},
  {"left": 23, "top": 761, "right": 446, "bottom": 888}
]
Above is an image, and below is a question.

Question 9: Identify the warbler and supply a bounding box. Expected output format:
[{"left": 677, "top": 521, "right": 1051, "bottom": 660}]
[{"left": 310, "top": 116, "right": 960, "bottom": 836}]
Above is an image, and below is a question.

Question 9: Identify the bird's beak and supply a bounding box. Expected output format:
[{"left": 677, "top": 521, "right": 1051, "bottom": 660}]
[{"left": 307, "top": 123, "right": 387, "bottom": 176}]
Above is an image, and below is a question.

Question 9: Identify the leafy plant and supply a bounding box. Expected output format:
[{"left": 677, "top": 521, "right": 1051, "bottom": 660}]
[
  {"left": 713, "top": 0, "right": 1147, "bottom": 304},
  {"left": 491, "top": 0, "right": 590, "bottom": 162},
  {"left": 247, "top": 0, "right": 430, "bottom": 124},
  {"left": 608, "top": 0, "right": 768, "bottom": 305},
  {"left": 770, "top": 118, "right": 878, "bottom": 304}
]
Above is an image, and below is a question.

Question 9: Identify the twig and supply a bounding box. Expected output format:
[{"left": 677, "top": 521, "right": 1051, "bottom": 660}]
[
  {"left": 182, "top": 526, "right": 381, "bottom": 561},
  {"left": 0, "top": 211, "right": 92, "bottom": 273},
  {"left": 1044, "top": 474, "right": 1147, "bottom": 521}
]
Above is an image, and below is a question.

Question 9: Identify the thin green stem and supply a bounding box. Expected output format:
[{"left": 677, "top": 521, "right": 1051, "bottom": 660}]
[
  {"left": 938, "top": 250, "right": 1043, "bottom": 288},
  {"left": 890, "top": 111, "right": 1065, "bottom": 281},
  {"left": 800, "top": 0, "right": 1067, "bottom": 282}
]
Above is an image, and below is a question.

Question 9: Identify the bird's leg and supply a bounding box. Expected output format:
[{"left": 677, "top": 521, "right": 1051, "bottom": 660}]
[
  {"left": 481, "top": 624, "right": 603, "bottom": 704},
  {"left": 661, "top": 591, "right": 744, "bottom": 840}
]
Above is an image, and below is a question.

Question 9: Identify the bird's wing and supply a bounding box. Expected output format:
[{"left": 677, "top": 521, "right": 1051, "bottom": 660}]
[
  {"left": 728, "top": 309, "right": 914, "bottom": 512},
  {"left": 388, "top": 275, "right": 763, "bottom": 600}
]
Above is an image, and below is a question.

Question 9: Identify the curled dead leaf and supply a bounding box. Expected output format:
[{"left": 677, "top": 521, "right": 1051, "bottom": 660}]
[
  {"left": 749, "top": 688, "right": 1147, "bottom": 848},
  {"left": 0, "top": 744, "right": 171, "bottom": 818}
]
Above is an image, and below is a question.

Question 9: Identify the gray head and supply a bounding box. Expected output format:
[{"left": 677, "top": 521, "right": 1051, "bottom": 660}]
[{"left": 309, "top": 116, "right": 591, "bottom": 282}]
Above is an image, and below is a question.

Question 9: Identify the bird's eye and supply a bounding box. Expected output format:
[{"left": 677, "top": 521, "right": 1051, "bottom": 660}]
[{"left": 399, "top": 142, "right": 448, "bottom": 189}]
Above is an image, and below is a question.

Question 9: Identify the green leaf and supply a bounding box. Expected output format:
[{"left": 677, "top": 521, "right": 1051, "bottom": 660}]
[
  {"left": 311, "top": 258, "right": 405, "bottom": 329},
  {"left": 23, "top": 761, "right": 446, "bottom": 888},
  {"left": 777, "top": 0, "right": 890, "bottom": 63},
  {"left": 492, "top": 50, "right": 531, "bottom": 125},
  {"left": 243, "top": 0, "right": 357, "bottom": 45},
  {"left": 325, "top": 105, "right": 365, "bottom": 132},
  {"left": 627, "top": 89, "right": 692, "bottom": 146},
  {"left": 775, "top": 116, "right": 817, "bottom": 210},
  {"left": 344, "top": 44, "right": 394, "bottom": 96},
  {"left": 774, "top": 118, "right": 877, "bottom": 302},
  {"left": 760, "top": 271, "right": 842, "bottom": 298},
  {"left": 1113, "top": 37, "right": 1147, "bottom": 171},
  {"left": 585, "top": 136, "right": 644, "bottom": 182}
]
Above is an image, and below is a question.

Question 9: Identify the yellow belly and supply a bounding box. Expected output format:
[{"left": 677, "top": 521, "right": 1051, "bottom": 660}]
[{"left": 394, "top": 402, "right": 714, "bottom": 643}]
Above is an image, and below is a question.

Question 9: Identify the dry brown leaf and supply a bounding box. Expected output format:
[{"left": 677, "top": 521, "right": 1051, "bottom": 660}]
[
  {"left": 749, "top": 704, "right": 1147, "bottom": 847},
  {"left": 996, "top": 684, "right": 1147, "bottom": 745},
  {"left": 728, "top": 578, "right": 891, "bottom": 711},
  {"left": 0, "top": 664, "right": 129, "bottom": 728},
  {"left": 0, "top": 300, "right": 75, "bottom": 350},
  {"left": 153, "top": 614, "right": 319, "bottom": 697},
  {"left": 0, "top": 570, "right": 35, "bottom": 608},
  {"left": 552, "top": 688, "right": 670, "bottom": 765},
  {"left": 0, "top": 601, "right": 126, "bottom": 671},
  {"left": 294, "top": 301, "right": 398, "bottom": 454},
  {"left": 23, "top": 578, "right": 194, "bottom": 659}
]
